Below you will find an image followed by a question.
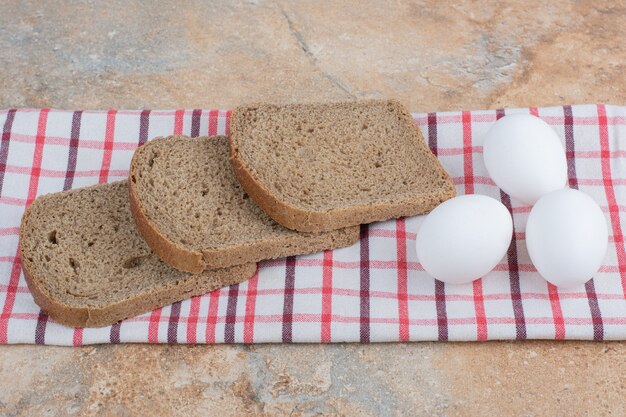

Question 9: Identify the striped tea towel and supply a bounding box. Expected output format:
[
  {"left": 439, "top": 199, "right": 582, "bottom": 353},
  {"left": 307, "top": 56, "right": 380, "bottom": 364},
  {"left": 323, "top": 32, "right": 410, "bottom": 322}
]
[{"left": 0, "top": 104, "right": 624, "bottom": 345}]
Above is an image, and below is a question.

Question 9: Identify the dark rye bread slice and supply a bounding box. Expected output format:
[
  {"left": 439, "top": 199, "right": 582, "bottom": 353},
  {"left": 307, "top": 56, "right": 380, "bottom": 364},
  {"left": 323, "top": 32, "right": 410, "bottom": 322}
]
[
  {"left": 129, "top": 135, "right": 359, "bottom": 273},
  {"left": 229, "top": 99, "right": 456, "bottom": 232},
  {"left": 19, "top": 181, "right": 255, "bottom": 328}
]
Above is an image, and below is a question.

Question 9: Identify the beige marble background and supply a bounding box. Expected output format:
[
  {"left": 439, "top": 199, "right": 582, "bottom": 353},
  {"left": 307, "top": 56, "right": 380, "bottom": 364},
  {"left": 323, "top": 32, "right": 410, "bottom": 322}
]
[{"left": 0, "top": 1, "right": 624, "bottom": 416}]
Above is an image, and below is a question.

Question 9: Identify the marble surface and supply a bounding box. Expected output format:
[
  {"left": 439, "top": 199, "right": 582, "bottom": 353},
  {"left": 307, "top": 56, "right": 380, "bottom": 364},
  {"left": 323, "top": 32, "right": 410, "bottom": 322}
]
[{"left": 0, "top": 1, "right": 624, "bottom": 416}]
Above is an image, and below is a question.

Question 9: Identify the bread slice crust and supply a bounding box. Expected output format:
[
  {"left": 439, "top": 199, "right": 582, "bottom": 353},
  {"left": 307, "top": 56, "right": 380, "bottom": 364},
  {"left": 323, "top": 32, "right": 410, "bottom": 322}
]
[
  {"left": 20, "top": 181, "right": 256, "bottom": 328},
  {"left": 229, "top": 99, "right": 456, "bottom": 232},
  {"left": 129, "top": 135, "right": 359, "bottom": 273}
]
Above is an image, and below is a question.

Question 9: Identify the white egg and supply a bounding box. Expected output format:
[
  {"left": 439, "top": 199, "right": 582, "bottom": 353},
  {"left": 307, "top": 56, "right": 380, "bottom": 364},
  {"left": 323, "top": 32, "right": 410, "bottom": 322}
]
[
  {"left": 483, "top": 114, "right": 567, "bottom": 205},
  {"left": 416, "top": 194, "right": 513, "bottom": 285},
  {"left": 526, "top": 188, "right": 608, "bottom": 289}
]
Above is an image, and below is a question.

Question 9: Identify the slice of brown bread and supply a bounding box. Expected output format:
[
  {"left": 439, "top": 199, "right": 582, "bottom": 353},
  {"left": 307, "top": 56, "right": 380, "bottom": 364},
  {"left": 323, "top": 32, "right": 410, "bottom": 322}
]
[
  {"left": 19, "top": 181, "right": 256, "bottom": 328},
  {"left": 129, "top": 135, "right": 359, "bottom": 273},
  {"left": 229, "top": 99, "right": 456, "bottom": 232}
]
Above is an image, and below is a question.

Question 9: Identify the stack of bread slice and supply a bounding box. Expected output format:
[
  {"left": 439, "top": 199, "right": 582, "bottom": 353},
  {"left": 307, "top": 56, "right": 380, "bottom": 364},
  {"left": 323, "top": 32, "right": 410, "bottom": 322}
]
[{"left": 20, "top": 99, "right": 455, "bottom": 328}]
